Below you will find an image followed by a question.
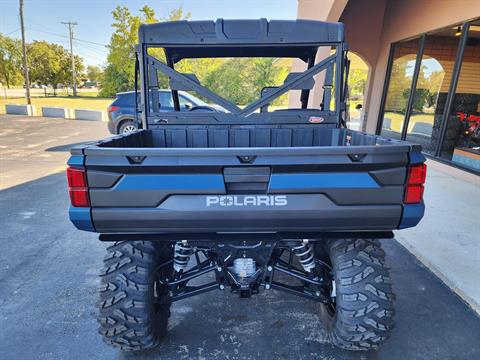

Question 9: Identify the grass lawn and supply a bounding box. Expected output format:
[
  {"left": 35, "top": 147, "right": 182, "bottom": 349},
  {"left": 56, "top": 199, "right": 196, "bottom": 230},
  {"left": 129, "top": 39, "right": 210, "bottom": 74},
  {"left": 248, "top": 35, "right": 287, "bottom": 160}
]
[
  {"left": 0, "top": 96, "right": 113, "bottom": 114},
  {"left": 383, "top": 112, "right": 435, "bottom": 133}
]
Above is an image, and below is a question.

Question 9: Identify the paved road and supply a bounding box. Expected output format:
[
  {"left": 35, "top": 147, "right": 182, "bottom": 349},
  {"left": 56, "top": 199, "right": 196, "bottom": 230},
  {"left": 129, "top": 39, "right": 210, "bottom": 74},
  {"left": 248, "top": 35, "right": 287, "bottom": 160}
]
[
  {"left": 2, "top": 87, "right": 98, "bottom": 98},
  {"left": 1, "top": 116, "right": 479, "bottom": 360}
]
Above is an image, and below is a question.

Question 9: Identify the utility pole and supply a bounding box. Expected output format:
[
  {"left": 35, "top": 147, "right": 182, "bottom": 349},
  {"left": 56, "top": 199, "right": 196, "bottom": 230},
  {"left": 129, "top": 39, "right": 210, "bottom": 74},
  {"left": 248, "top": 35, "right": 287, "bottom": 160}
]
[
  {"left": 62, "top": 21, "right": 78, "bottom": 96},
  {"left": 19, "top": 0, "right": 31, "bottom": 104}
]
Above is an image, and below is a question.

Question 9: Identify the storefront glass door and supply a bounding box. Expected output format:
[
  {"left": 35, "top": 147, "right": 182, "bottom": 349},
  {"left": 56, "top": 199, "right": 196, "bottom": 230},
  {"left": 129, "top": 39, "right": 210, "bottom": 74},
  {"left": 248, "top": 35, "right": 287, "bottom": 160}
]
[
  {"left": 406, "top": 31, "right": 461, "bottom": 155},
  {"left": 380, "top": 39, "right": 420, "bottom": 139},
  {"left": 378, "top": 18, "right": 480, "bottom": 173}
]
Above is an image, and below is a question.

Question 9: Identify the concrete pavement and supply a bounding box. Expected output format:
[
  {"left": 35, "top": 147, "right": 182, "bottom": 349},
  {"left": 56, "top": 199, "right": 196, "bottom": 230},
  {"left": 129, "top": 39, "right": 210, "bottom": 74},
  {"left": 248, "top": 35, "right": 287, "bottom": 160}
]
[
  {"left": 395, "top": 162, "right": 480, "bottom": 313},
  {"left": 0, "top": 115, "right": 110, "bottom": 190},
  {"left": 0, "top": 115, "right": 479, "bottom": 360}
]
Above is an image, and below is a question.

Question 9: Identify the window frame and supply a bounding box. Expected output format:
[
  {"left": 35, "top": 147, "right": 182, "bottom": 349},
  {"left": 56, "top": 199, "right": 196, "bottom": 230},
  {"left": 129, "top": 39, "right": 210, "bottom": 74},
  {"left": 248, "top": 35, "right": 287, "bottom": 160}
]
[
  {"left": 376, "top": 18, "right": 479, "bottom": 175},
  {"left": 376, "top": 36, "right": 425, "bottom": 138}
]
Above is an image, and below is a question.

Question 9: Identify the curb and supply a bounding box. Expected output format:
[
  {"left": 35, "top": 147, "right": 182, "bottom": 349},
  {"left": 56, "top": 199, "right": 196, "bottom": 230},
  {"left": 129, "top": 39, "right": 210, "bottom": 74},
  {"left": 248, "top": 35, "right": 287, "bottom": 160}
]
[
  {"left": 6, "top": 104, "right": 36, "bottom": 116},
  {"left": 41, "top": 106, "right": 74, "bottom": 119},
  {"left": 5, "top": 104, "right": 107, "bottom": 121},
  {"left": 73, "top": 108, "right": 107, "bottom": 122}
]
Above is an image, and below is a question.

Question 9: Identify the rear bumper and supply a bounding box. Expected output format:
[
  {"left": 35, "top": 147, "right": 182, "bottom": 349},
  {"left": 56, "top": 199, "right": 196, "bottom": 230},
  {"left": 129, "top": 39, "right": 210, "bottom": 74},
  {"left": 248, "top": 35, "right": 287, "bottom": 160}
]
[
  {"left": 106, "top": 116, "right": 116, "bottom": 134},
  {"left": 90, "top": 194, "right": 403, "bottom": 234},
  {"left": 99, "top": 231, "right": 395, "bottom": 241}
]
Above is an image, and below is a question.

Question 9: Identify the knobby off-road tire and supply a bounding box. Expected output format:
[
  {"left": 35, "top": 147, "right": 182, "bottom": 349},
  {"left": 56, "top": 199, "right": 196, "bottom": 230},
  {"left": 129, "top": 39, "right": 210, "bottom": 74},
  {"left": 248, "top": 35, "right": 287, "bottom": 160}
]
[
  {"left": 318, "top": 238, "right": 395, "bottom": 351},
  {"left": 97, "top": 241, "right": 172, "bottom": 351}
]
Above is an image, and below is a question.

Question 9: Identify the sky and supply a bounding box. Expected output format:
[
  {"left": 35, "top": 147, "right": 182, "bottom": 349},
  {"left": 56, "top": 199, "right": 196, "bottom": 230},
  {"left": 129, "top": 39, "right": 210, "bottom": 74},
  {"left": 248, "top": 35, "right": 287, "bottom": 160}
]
[
  {"left": 0, "top": 0, "right": 299, "bottom": 66},
  {"left": 404, "top": 58, "right": 443, "bottom": 77}
]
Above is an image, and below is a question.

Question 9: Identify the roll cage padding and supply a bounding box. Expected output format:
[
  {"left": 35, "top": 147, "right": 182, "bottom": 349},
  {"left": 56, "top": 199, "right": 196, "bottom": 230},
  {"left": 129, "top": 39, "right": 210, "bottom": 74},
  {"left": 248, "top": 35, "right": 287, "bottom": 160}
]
[
  {"left": 137, "top": 18, "right": 347, "bottom": 128},
  {"left": 139, "top": 19, "right": 344, "bottom": 62}
]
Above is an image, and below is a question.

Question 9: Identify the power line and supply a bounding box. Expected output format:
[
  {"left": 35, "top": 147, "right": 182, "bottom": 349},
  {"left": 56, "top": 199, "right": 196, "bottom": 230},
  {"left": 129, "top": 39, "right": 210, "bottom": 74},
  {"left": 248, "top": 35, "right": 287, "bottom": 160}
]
[
  {"left": 26, "top": 26, "right": 107, "bottom": 47},
  {"left": 24, "top": 29, "right": 108, "bottom": 60},
  {"left": 4, "top": 28, "right": 20, "bottom": 36},
  {"left": 22, "top": 24, "right": 107, "bottom": 65},
  {"left": 74, "top": 41, "right": 108, "bottom": 57},
  {"left": 75, "top": 43, "right": 108, "bottom": 58},
  {"left": 74, "top": 40, "right": 108, "bottom": 53},
  {"left": 76, "top": 53, "right": 107, "bottom": 64},
  {"left": 27, "top": 26, "right": 69, "bottom": 39},
  {"left": 73, "top": 37, "right": 107, "bottom": 47},
  {"left": 74, "top": 44, "right": 107, "bottom": 63}
]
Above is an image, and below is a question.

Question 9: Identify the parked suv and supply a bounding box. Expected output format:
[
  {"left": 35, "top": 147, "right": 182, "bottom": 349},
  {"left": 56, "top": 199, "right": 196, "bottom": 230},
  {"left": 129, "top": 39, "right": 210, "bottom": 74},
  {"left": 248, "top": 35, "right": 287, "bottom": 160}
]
[{"left": 106, "top": 90, "right": 212, "bottom": 134}]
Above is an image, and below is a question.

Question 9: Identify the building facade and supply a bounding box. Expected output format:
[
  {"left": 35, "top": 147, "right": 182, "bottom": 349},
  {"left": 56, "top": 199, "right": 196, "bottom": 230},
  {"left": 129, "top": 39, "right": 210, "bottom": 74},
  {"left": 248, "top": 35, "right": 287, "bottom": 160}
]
[{"left": 296, "top": 0, "right": 480, "bottom": 173}]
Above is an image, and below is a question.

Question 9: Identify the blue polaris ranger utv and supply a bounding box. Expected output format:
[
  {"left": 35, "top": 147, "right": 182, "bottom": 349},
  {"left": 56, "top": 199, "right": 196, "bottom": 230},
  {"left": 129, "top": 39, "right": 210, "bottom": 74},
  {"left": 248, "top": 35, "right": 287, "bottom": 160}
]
[{"left": 66, "top": 19, "right": 426, "bottom": 352}]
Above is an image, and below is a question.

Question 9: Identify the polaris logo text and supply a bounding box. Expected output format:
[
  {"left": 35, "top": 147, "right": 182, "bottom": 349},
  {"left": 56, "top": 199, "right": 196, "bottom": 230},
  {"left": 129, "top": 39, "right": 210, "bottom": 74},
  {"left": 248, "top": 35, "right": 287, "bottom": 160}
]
[{"left": 206, "top": 195, "right": 288, "bottom": 207}]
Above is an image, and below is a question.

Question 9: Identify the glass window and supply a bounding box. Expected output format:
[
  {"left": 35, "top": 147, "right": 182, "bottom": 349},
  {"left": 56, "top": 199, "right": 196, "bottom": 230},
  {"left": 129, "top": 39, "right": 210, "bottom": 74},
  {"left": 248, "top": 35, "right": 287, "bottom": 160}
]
[
  {"left": 380, "top": 39, "right": 421, "bottom": 139},
  {"left": 169, "top": 56, "right": 296, "bottom": 110},
  {"left": 179, "top": 92, "right": 210, "bottom": 110},
  {"left": 159, "top": 92, "right": 174, "bottom": 110},
  {"left": 441, "top": 20, "right": 480, "bottom": 171},
  {"left": 179, "top": 95, "right": 192, "bottom": 109},
  {"left": 147, "top": 46, "right": 339, "bottom": 112},
  {"left": 346, "top": 52, "right": 369, "bottom": 131},
  {"left": 116, "top": 92, "right": 136, "bottom": 106},
  {"left": 406, "top": 31, "right": 461, "bottom": 155}
]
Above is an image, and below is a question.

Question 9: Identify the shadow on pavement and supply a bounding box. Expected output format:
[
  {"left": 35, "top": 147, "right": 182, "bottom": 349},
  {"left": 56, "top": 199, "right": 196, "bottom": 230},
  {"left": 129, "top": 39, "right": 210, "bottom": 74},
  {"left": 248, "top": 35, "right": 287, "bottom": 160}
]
[{"left": 45, "top": 142, "right": 89, "bottom": 152}]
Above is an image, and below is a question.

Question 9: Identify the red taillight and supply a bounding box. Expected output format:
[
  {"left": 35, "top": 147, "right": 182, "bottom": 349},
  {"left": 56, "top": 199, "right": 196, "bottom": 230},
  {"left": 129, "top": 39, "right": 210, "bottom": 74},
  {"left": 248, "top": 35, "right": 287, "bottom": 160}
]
[
  {"left": 69, "top": 188, "right": 90, "bottom": 207},
  {"left": 407, "top": 164, "right": 427, "bottom": 185},
  {"left": 404, "top": 184, "right": 424, "bottom": 204},
  {"left": 66, "top": 167, "right": 90, "bottom": 207},
  {"left": 404, "top": 164, "right": 427, "bottom": 204},
  {"left": 107, "top": 105, "right": 120, "bottom": 113},
  {"left": 67, "top": 167, "right": 87, "bottom": 188}
]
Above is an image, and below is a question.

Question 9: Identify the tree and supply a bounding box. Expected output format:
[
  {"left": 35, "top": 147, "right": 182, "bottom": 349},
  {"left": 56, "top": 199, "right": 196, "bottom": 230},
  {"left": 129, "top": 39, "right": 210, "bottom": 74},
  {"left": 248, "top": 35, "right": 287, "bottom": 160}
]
[
  {"left": 348, "top": 69, "right": 368, "bottom": 98},
  {"left": 385, "top": 58, "right": 412, "bottom": 112},
  {"left": 100, "top": 5, "right": 190, "bottom": 97},
  {"left": 99, "top": 5, "right": 290, "bottom": 105},
  {"left": 420, "top": 68, "right": 445, "bottom": 108},
  {"left": 203, "top": 58, "right": 252, "bottom": 105},
  {"left": 250, "top": 58, "right": 289, "bottom": 105},
  {"left": 86, "top": 65, "right": 104, "bottom": 83},
  {"left": 0, "top": 33, "right": 23, "bottom": 88},
  {"left": 27, "top": 41, "right": 84, "bottom": 95},
  {"left": 192, "top": 57, "right": 290, "bottom": 106}
]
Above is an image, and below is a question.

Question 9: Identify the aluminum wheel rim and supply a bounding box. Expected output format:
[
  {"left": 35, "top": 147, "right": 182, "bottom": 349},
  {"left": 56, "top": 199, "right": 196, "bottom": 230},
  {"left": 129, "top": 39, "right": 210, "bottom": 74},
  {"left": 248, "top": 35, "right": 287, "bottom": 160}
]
[{"left": 122, "top": 125, "right": 137, "bottom": 134}]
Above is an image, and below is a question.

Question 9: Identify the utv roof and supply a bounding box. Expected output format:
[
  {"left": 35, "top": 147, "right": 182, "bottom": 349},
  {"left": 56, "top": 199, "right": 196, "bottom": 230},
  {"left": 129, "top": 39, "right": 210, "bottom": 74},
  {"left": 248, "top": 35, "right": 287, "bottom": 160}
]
[{"left": 138, "top": 18, "right": 345, "bottom": 62}]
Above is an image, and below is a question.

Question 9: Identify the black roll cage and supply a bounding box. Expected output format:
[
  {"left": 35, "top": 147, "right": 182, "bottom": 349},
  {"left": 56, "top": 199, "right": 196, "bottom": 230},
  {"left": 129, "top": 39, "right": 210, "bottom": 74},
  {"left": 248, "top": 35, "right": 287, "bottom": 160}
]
[{"left": 135, "top": 19, "right": 349, "bottom": 130}]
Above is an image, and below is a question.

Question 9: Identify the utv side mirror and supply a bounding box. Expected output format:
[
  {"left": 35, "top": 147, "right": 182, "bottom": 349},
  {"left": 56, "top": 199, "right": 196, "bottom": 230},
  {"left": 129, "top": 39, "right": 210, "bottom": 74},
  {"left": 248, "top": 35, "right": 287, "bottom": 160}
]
[{"left": 355, "top": 104, "right": 363, "bottom": 110}]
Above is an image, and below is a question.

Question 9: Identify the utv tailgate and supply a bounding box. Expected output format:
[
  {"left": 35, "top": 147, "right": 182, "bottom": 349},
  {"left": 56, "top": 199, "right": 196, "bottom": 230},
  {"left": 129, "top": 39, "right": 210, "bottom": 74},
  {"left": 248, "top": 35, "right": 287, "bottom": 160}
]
[{"left": 69, "top": 134, "right": 424, "bottom": 234}]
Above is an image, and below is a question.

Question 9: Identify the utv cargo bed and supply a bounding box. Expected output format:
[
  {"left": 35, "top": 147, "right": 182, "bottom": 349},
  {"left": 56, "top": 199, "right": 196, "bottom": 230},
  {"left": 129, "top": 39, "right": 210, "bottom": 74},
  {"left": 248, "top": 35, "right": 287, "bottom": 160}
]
[{"left": 69, "top": 127, "right": 424, "bottom": 235}]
